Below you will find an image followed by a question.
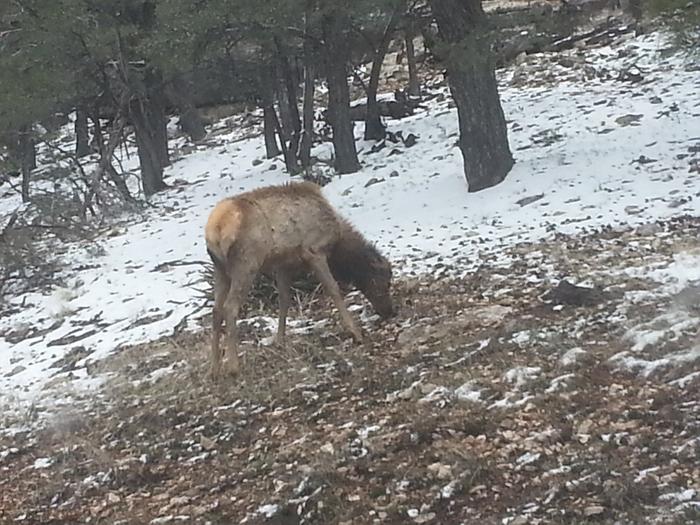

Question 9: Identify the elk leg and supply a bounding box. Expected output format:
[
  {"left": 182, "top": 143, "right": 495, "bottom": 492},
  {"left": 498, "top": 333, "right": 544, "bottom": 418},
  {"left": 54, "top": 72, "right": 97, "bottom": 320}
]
[
  {"left": 222, "top": 263, "right": 258, "bottom": 376},
  {"left": 210, "top": 268, "right": 230, "bottom": 380},
  {"left": 275, "top": 269, "right": 292, "bottom": 347},
  {"left": 302, "top": 249, "right": 363, "bottom": 342}
]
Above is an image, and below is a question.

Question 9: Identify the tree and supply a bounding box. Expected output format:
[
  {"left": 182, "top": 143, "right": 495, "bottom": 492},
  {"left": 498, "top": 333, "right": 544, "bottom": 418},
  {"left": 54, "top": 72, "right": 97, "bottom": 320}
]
[
  {"left": 361, "top": 0, "right": 404, "bottom": 141},
  {"left": 429, "top": 0, "right": 513, "bottom": 192},
  {"left": 404, "top": 10, "right": 422, "bottom": 97},
  {"left": 321, "top": 7, "right": 361, "bottom": 174}
]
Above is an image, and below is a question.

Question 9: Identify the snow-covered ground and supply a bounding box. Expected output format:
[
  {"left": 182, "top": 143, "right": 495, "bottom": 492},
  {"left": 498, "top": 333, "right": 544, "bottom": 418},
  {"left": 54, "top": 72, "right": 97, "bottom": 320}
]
[{"left": 0, "top": 31, "right": 698, "bottom": 427}]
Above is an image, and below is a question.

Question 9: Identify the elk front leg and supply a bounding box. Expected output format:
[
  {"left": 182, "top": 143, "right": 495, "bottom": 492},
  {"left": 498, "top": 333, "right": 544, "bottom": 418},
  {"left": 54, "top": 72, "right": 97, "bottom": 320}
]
[
  {"left": 302, "top": 249, "right": 363, "bottom": 342},
  {"left": 275, "top": 269, "right": 292, "bottom": 347},
  {"left": 210, "top": 269, "right": 230, "bottom": 380}
]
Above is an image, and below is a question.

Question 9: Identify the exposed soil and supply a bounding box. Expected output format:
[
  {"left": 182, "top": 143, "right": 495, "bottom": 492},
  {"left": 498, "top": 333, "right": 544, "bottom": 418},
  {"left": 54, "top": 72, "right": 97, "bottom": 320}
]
[{"left": 1, "top": 217, "right": 698, "bottom": 525}]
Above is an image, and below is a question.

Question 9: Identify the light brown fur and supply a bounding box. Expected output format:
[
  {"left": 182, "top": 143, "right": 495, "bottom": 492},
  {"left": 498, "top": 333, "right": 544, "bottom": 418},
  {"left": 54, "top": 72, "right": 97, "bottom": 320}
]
[{"left": 205, "top": 182, "right": 393, "bottom": 380}]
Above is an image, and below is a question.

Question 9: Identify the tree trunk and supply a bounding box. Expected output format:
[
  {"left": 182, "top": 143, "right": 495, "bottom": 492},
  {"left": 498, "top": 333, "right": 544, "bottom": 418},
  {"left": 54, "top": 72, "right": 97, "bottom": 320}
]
[
  {"left": 299, "top": 3, "right": 316, "bottom": 170},
  {"left": 274, "top": 36, "right": 301, "bottom": 174},
  {"left": 364, "top": 3, "right": 403, "bottom": 141},
  {"left": 429, "top": 0, "right": 513, "bottom": 192},
  {"left": 18, "top": 126, "right": 34, "bottom": 202},
  {"left": 90, "top": 109, "right": 104, "bottom": 154},
  {"left": 405, "top": 24, "right": 421, "bottom": 97},
  {"left": 263, "top": 105, "right": 281, "bottom": 159},
  {"left": 152, "top": 83, "right": 170, "bottom": 168},
  {"left": 261, "top": 66, "right": 281, "bottom": 159},
  {"left": 75, "top": 108, "right": 91, "bottom": 158},
  {"left": 130, "top": 67, "right": 168, "bottom": 197},
  {"left": 299, "top": 54, "right": 315, "bottom": 169},
  {"left": 166, "top": 75, "right": 207, "bottom": 142},
  {"left": 322, "top": 11, "right": 360, "bottom": 174}
]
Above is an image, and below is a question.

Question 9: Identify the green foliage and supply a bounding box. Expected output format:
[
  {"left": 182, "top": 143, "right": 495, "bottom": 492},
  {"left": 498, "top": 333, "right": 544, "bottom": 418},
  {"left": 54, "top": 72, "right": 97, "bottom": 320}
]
[
  {"left": 646, "top": 0, "right": 700, "bottom": 50},
  {"left": 0, "top": 0, "right": 406, "bottom": 134}
]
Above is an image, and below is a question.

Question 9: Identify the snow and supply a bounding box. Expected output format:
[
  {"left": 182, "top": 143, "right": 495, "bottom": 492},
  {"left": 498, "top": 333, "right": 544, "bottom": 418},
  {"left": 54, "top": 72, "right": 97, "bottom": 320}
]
[
  {"left": 609, "top": 346, "right": 700, "bottom": 378},
  {"left": 630, "top": 251, "right": 700, "bottom": 295},
  {"left": 516, "top": 452, "right": 541, "bottom": 466},
  {"left": 659, "top": 489, "right": 697, "bottom": 503},
  {"left": 504, "top": 366, "right": 542, "bottom": 389},
  {"left": 546, "top": 373, "right": 575, "bottom": 394},
  {"left": 32, "top": 457, "right": 53, "bottom": 469},
  {"left": 559, "top": 347, "right": 587, "bottom": 367},
  {"left": 256, "top": 504, "right": 280, "bottom": 518},
  {"left": 454, "top": 382, "right": 482, "bottom": 403},
  {"left": 1, "top": 31, "right": 699, "bottom": 422}
]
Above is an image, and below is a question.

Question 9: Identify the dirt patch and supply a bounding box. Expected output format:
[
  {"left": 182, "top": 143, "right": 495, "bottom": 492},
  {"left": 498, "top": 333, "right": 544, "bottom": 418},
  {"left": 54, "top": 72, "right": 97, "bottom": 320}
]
[{"left": 1, "top": 218, "right": 699, "bottom": 524}]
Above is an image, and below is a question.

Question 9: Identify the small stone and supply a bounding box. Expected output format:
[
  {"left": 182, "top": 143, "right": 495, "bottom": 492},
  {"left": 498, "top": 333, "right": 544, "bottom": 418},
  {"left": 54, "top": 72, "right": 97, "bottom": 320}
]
[
  {"left": 170, "top": 496, "right": 189, "bottom": 507},
  {"left": 5, "top": 365, "right": 26, "bottom": 377},
  {"left": 419, "top": 383, "right": 438, "bottom": 395},
  {"left": 252, "top": 158, "right": 263, "bottom": 166},
  {"left": 200, "top": 436, "right": 216, "bottom": 451},
  {"left": 615, "top": 114, "right": 643, "bottom": 126},
  {"left": 584, "top": 505, "right": 605, "bottom": 517},
  {"left": 403, "top": 133, "right": 418, "bottom": 147},
  {"left": 516, "top": 193, "right": 545, "bottom": 207},
  {"left": 364, "top": 177, "right": 385, "bottom": 188},
  {"left": 320, "top": 443, "right": 335, "bottom": 455},
  {"left": 389, "top": 170, "right": 399, "bottom": 177}
]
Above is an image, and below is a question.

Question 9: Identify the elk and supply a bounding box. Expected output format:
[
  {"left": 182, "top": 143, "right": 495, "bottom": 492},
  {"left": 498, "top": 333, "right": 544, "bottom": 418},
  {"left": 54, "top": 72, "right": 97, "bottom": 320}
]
[{"left": 204, "top": 182, "right": 394, "bottom": 379}]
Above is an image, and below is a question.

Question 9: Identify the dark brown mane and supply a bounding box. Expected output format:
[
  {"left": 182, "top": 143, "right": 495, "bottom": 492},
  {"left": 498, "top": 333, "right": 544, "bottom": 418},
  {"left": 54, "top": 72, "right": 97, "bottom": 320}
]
[{"left": 329, "top": 222, "right": 389, "bottom": 291}]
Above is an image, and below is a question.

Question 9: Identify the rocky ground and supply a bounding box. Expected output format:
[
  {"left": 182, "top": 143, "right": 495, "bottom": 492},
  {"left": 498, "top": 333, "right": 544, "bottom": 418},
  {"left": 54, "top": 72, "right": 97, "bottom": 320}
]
[{"left": 1, "top": 216, "right": 698, "bottom": 524}]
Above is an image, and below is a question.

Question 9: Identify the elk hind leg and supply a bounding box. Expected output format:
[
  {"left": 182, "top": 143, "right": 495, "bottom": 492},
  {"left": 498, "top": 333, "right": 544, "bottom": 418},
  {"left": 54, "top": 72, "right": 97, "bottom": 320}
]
[
  {"left": 222, "top": 264, "right": 258, "bottom": 376},
  {"left": 210, "top": 269, "right": 230, "bottom": 380}
]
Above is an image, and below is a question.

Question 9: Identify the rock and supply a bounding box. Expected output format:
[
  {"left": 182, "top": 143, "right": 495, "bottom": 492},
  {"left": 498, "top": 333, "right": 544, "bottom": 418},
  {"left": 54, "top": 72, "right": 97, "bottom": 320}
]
[
  {"left": 320, "top": 443, "right": 335, "bottom": 455},
  {"left": 5, "top": 365, "right": 26, "bottom": 377},
  {"left": 516, "top": 193, "right": 545, "bottom": 207},
  {"left": 584, "top": 505, "right": 606, "bottom": 517},
  {"left": 389, "top": 170, "right": 399, "bottom": 178},
  {"left": 252, "top": 158, "right": 263, "bottom": 166},
  {"left": 558, "top": 57, "right": 580, "bottom": 68},
  {"left": 635, "top": 223, "right": 662, "bottom": 236},
  {"left": 268, "top": 164, "right": 278, "bottom": 171},
  {"left": 471, "top": 305, "right": 513, "bottom": 326},
  {"left": 559, "top": 347, "right": 589, "bottom": 369},
  {"left": 419, "top": 383, "right": 439, "bottom": 395},
  {"left": 200, "top": 436, "right": 216, "bottom": 451},
  {"left": 428, "top": 463, "right": 452, "bottom": 480},
  {"left": 403, "top": 133, "right": 418, "bottom": 148},
  {"left": 364, "top": 177, "right": 385, "bottom": 188},
  {"left": 544, "top": 280, "right": 606, "bottom": 307},
  {"left": 169, "top": 496, "right": 189, "bottom": 507},
  {"left": 615, "top": 114, "right": 643, "bottom": 126}
]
